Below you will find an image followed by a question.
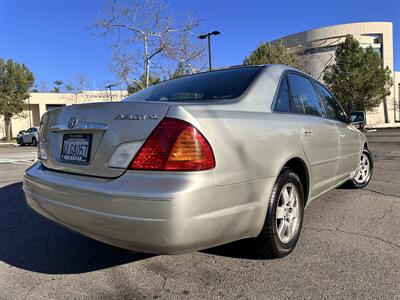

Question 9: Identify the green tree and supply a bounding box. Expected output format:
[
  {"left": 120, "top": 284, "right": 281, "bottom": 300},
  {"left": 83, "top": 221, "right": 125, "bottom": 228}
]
[
  {"left": 127, "top": 74, "right": 161, "bottom": 95},
  {"left": 65, "top": 84, "right": 74, "bottom": 93},
  {"left": 30, "top": 84, "right": 39, "bottom": 93},
  {"left": 244, "top": 41, "right": 306, "bottom": 72},
  {"left": 323, "top": 35, "right": 392, "bottom": 115},
  {"left": 169, "top": 62, "right": 190, "bottom": 80},
  {"left": 0, "top": 58, "right": 35, "bottom": 141},
  {"left": 52, "top": 80, "right": 63, "bottom": 93}
]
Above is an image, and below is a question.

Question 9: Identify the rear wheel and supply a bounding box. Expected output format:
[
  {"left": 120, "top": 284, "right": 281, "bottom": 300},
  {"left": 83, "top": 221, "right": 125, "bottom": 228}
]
[
  {"left": 346, "top": 149, "right": 373, "bottom": 188},
  {"left": 252, "top": 168, "right": 304, "bottom": 258}
]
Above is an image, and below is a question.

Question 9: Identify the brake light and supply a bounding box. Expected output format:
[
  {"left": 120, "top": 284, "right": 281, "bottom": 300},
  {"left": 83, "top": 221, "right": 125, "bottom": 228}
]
[{"left": 129, "top": 118, "right": 215, "bottom": 171}]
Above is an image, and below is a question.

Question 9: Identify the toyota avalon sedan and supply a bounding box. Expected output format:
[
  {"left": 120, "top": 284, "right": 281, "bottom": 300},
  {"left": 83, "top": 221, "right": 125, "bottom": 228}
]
[{"left": 23, "top": 64, "right": 373, "bottom": 258}]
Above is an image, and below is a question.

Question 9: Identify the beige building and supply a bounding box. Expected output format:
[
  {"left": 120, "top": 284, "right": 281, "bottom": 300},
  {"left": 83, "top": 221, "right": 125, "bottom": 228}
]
[
  {"left": 1, "top": 91, "right": 127, "bottom": 139},
  {"left": 274, "top": 22, "right": 399, "bottom": 125}
]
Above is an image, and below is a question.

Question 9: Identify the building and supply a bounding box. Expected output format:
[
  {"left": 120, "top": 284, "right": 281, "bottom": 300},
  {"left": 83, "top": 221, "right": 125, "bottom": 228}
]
[
  {"left": 0, "top": 90, "right": 127, "bottom": 139},
  {"left": 274, "top": 22, "right": 399, "bottom": 125}
]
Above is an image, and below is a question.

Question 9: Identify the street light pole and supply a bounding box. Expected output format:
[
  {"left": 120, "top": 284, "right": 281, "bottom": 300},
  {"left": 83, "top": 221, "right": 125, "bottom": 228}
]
[
  {"left": 105, "top": 83, "right": 119, "bottom": 102},
  {"left": 198, "top": 31, "right": 220, "bottom": 71},
  {"left": 207, "top": 34, "right": 212, "bottom": 70}
]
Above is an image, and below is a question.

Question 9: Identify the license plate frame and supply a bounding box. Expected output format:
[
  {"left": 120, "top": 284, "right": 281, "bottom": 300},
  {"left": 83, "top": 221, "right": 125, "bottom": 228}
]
[{"left": 60, "top": 134, "right": 92, "bottom": 163}]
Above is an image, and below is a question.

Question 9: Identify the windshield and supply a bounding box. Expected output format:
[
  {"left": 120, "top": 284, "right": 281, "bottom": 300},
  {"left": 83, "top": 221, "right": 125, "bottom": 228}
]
[{"left": 123, "top": 66, "right": 263, "bottom": 102}]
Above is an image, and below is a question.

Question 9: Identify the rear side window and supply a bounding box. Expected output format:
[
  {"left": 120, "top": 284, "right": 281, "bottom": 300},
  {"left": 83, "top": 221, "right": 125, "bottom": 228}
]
[
  {"left": 124, "top": 67, "right": 263, "bottom": 102},
  {"left": 316, "top": 83, "right": 348, "bottom": 123},
  {"left": 274, "top": 76, "right": 291, "bottom": 112},
  {"left": 287, "top": 74, "right": 324, "bottom": 117}
]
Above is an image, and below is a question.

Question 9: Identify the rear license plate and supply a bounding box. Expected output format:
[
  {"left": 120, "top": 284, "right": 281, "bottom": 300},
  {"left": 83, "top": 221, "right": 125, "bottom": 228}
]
[{"left": 60, "top": 134, "right": 92, "bottom": 162}]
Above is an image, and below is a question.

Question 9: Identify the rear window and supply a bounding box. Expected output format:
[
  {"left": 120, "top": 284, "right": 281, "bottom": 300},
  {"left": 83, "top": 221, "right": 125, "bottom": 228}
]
[{"left": 123, "top": 67, "right": 263, "bottom": 102}]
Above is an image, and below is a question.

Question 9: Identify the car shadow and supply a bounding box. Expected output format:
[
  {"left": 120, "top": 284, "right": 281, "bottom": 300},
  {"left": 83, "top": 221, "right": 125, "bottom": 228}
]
[
  {"left": 0, "top": 182, "right": 153, "bottom": 275},
  {"left": 203, "top": 239, "right": 271, "bottom": 260}
]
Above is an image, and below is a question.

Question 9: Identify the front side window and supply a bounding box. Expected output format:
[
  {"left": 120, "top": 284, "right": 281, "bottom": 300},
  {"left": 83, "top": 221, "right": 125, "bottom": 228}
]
[
  {"left": 124, "top": 67, "right": 263, "bottom": 102},
  {"left": 274, "top": 76, "right": 291, "bottom": 112},
  {"left": 316, "top": 83, "right": 348, "bottom": 123},
  {"left": 287, "top": 74, "right": 324, "bottom": 117}
]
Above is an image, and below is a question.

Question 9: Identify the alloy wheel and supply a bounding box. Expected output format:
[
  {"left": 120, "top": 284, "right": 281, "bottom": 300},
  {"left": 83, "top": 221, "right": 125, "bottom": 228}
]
[
  {"left": 276, "top": 183, "right": 300, "bottom": 243},
  {"left": 354, "top": 153, "right": 371, "bottom": 184}
]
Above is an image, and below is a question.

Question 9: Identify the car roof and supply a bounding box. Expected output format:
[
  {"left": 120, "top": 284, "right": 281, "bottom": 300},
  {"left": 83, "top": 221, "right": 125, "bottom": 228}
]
[{"left": 154, "top": 64, "right": 304, "bottom": 87}]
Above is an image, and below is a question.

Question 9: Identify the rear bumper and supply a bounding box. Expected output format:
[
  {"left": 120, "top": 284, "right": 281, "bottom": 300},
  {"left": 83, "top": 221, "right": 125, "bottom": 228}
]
[{"left": 24, "top": 162, "right": 274, "bottom": 254}]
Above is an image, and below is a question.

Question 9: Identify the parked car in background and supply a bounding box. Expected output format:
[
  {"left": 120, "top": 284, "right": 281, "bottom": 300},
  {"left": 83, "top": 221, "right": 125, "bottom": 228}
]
[
  {"left": 16, "top": 130, "right": 27, "bottom": 145},
  {"left": 18, "top": 127, "right": 39, "bottom": 146},
  {"left": 23, "top": 65, "right": 373, "bottom": 258}
]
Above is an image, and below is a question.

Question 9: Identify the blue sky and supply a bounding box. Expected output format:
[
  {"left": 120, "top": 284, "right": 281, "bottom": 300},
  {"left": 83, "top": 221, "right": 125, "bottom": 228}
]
[{"left": 1, "top": 0, "right": 399, "bottom": 91}]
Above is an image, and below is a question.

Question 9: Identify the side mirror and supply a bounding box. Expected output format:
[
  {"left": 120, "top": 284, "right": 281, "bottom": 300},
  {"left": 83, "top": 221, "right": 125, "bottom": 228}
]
[{"left": 349, "top": 111, "right": 365, "bottom": 129}]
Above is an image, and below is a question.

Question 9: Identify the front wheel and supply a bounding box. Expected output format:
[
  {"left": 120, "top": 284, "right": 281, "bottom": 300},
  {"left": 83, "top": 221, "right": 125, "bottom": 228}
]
[
  {"left": 346, "top": 149, "right": 373, "bottom": 188},
  {"left": 252, "top": 168, "right": 305, "bottom": 258}
]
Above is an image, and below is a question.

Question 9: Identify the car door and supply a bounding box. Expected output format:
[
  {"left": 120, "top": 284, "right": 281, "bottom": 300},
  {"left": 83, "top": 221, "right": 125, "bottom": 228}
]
[
  {"left": 286, "top": 73, "right": 339, "bottom": 199},
  {"left": 24, "top": 128, "right": 33, "bottom": 143},
  {"left": 22, "top": 128, "right": 32, "bottom": 143},
  {"left": 26, "top": 127, "right": 38, "bottom": 143},
  {"left": 315, "top": 83, "right": 361, "bottom": 183}
]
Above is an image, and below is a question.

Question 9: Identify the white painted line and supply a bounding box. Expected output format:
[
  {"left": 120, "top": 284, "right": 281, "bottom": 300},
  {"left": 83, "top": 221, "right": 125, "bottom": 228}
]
[
  {"left": 0, "top": 158, "right": 34, "bottom": 162},
  {"left": 0, "top": 159, "right": 35, "bottom": 164},
  {"left": 0, "top": 161, "right": 33, "bottom": 165}
]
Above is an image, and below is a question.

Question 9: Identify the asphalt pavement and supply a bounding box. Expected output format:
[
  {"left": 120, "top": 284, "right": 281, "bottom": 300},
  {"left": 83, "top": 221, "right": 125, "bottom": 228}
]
[
  {"left": 0, "top": 130, "right": 399, "bottom": 299},
  {"left": 0, "top": 145, "right": 36, "bottom": 165}
]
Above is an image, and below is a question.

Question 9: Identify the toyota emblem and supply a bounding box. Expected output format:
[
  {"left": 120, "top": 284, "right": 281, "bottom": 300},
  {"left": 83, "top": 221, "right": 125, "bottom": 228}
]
[{"left": 68, "top": 117, "right": 78, "bottom": 129}]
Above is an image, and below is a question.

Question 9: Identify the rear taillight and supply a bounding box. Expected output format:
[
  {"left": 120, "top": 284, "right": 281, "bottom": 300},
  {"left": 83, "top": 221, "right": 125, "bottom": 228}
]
[
  {"left": 129, "top": 118, "right": 215, "bottom": 171},
  {"left": 38, "top": 141, "right": 47, "bottom": 160}
]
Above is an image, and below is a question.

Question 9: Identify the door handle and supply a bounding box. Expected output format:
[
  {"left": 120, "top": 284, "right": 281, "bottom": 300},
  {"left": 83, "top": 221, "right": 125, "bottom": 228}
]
[{"left": 302, "top": 128, "right": 312, "bottom": 136}]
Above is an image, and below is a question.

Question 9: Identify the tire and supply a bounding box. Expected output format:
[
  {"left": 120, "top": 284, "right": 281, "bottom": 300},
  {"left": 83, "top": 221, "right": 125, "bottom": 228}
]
[
  {"left": 31, "top": 137, "right": 37, "bottom": 147},
  {"left": 346, "top": 148, "right": 373, "bottom": 189},
  {"left": 252, "top": 167, "right": 305, "bottom": 258}
]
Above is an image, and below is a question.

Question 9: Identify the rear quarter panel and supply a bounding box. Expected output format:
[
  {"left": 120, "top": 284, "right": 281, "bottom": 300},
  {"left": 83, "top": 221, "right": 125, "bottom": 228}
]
[{"left": 167, "top": 105, "right": 307, "bottom": 187}]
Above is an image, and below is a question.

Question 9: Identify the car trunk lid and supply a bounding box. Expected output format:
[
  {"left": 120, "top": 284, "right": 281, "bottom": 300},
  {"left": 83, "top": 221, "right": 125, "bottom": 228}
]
[{"left": 39, "top": 102, "right": 169, "bottom": 178}]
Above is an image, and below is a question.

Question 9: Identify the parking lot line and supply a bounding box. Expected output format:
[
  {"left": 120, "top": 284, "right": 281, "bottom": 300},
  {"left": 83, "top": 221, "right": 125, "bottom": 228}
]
[{"left": 0, "top": 159, "right": 35, "bottom": 165}]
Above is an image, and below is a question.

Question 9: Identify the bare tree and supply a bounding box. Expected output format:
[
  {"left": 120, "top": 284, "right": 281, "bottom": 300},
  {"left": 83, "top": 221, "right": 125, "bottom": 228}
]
[
  {"left": 38, "top": 81, "right": 49, "bottom": 93},
  {"left": 65, "top": 76, "right": 87, "bottom": 103},
  {"left": 93, "top": 0, "right": 205, "bottom": 89},
  {"left": 164, "top": 30, "right": 206, "bottom": 74},
  {"left": 109, "top": 45, "right": 144, "bottom": 89}
]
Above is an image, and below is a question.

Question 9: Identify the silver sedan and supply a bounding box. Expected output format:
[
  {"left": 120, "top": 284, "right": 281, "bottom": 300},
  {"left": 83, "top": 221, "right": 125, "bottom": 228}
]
[{"left": 23, "top": 65, "right": 373, "bottom": 258}]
